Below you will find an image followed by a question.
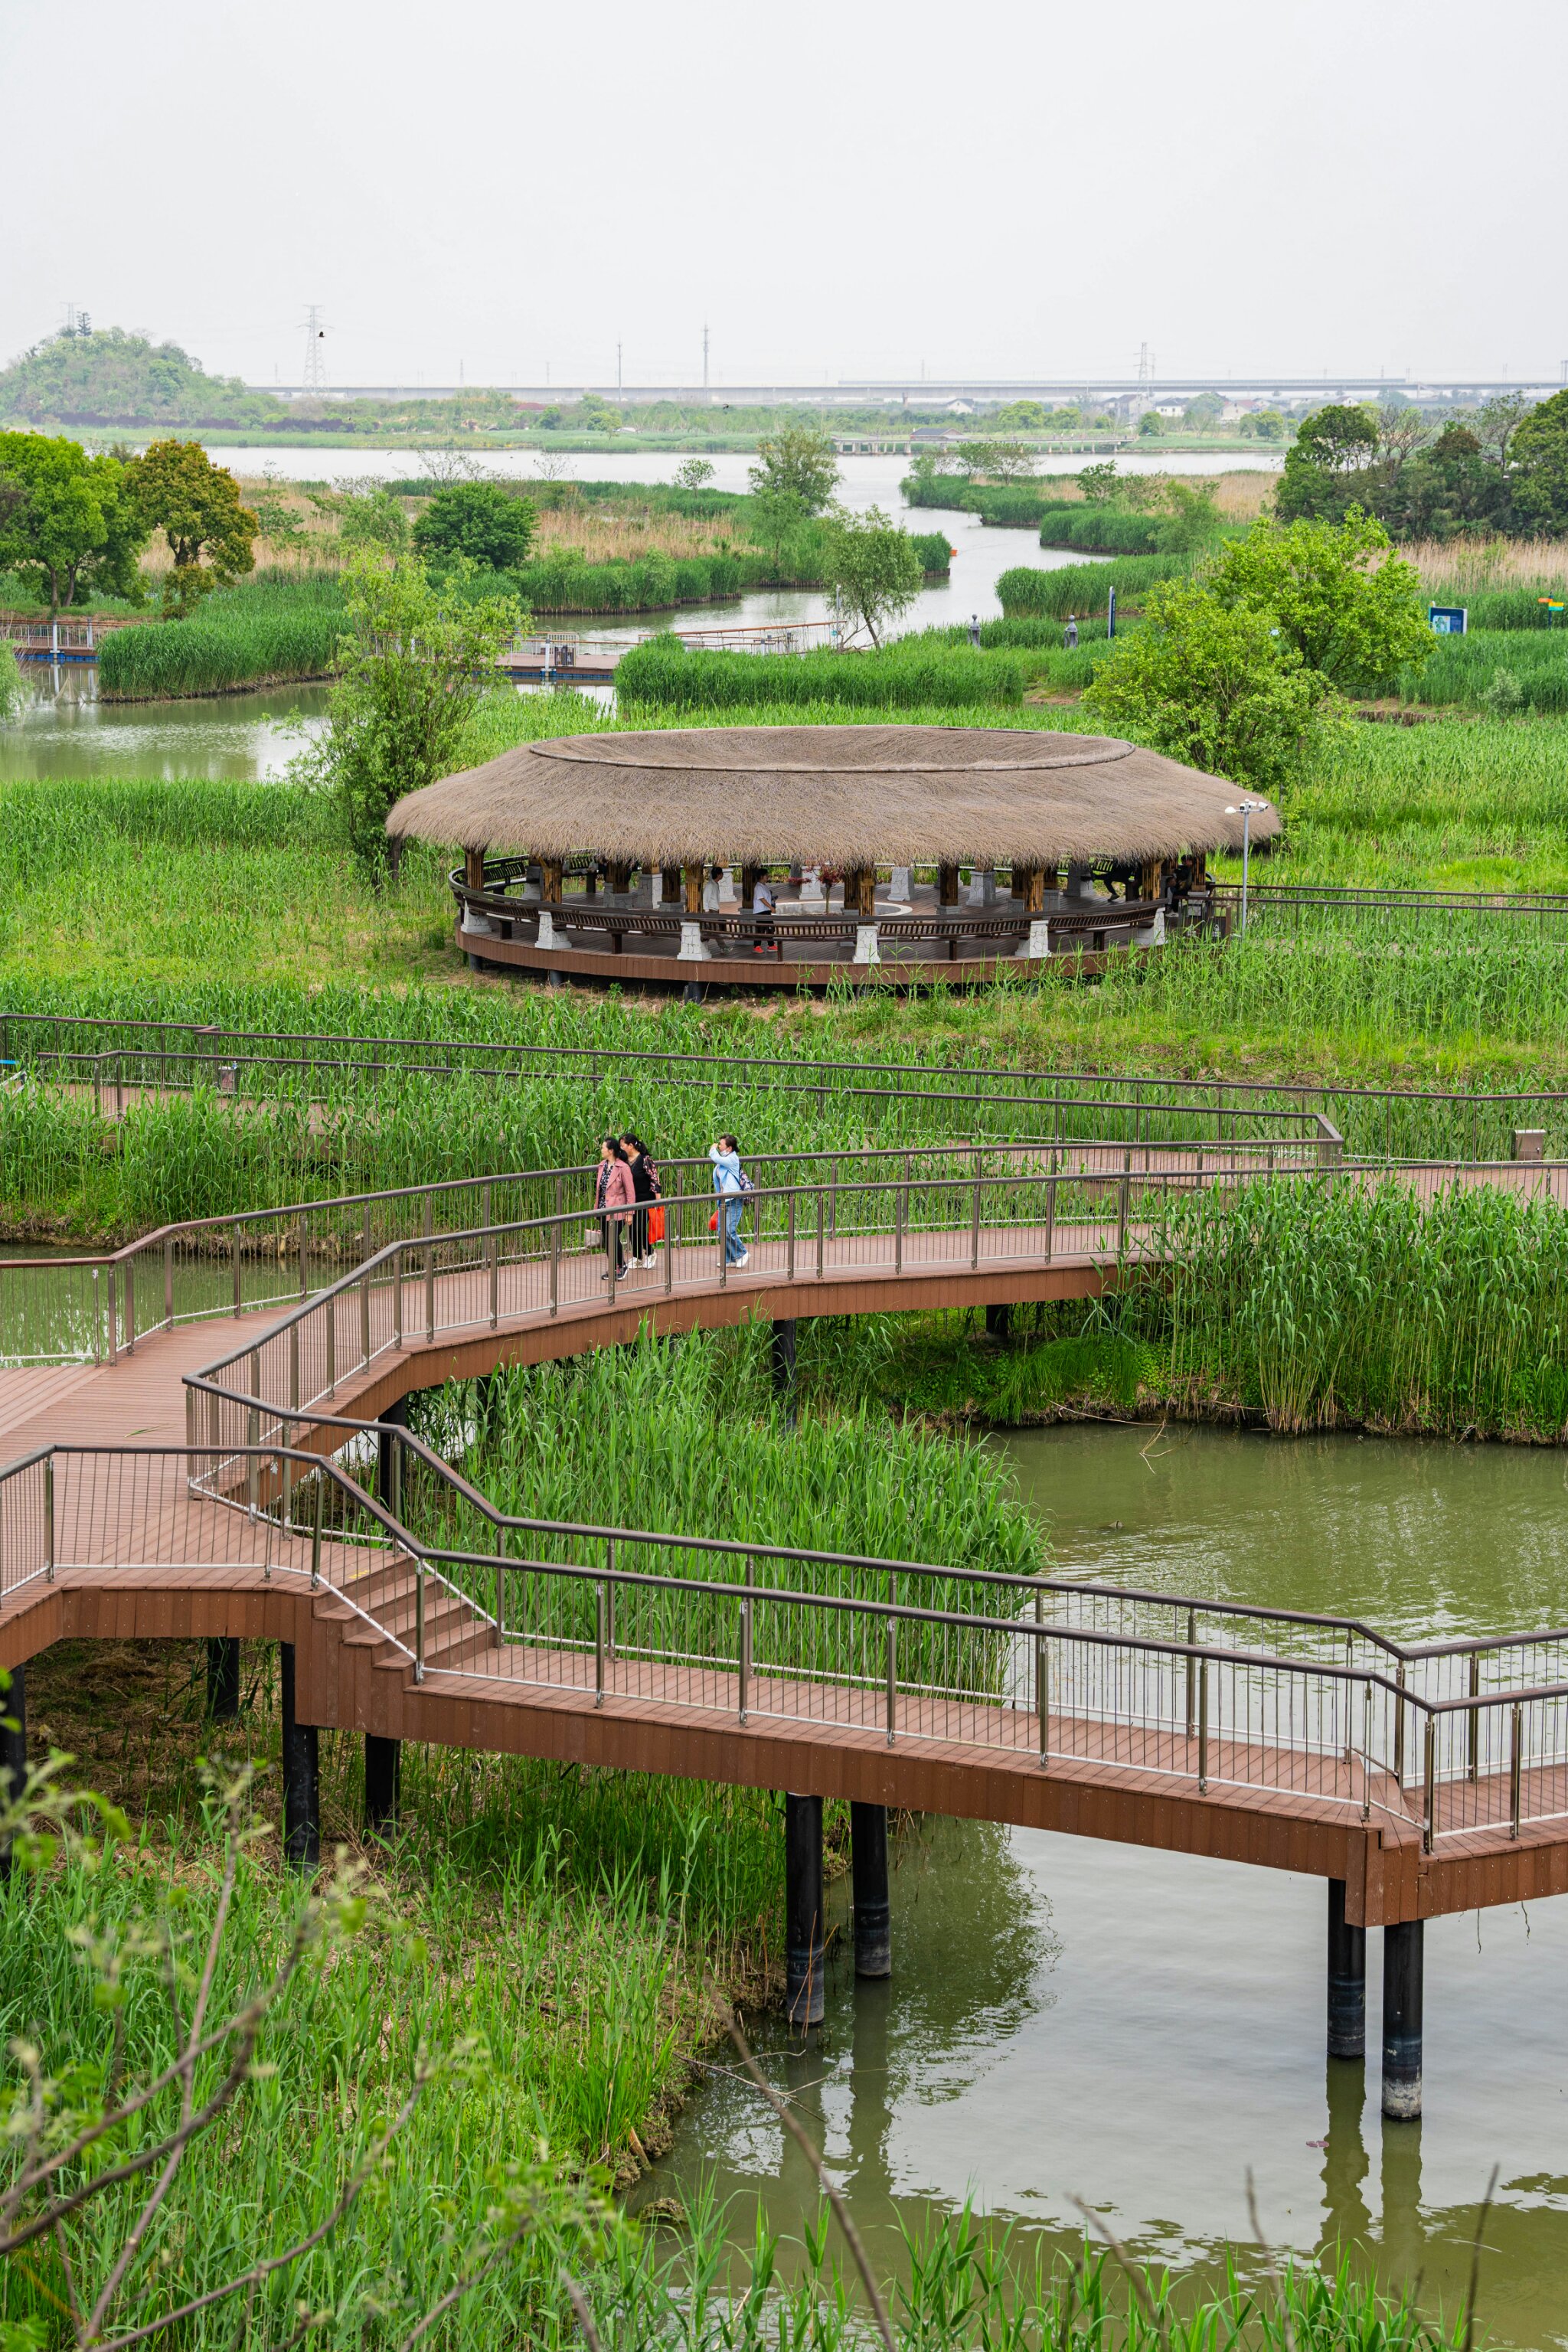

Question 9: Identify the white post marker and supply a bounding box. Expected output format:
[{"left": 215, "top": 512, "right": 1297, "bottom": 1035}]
[
  {"left": 852, "top": 925, "right": 881, "bottom": 965},
  {"left": 535, "top": 909, "right": 561, "bottom": 950},
  {"left": 677, "top": 921, "right": 710, "bottom": 962},
  {"left": 1223, "top": 801, "right": 1270, "bottom": 933}
]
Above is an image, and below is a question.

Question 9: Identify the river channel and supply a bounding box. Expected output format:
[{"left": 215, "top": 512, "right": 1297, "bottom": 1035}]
[
  {"left": 2, "top": 449, "right": 1279, "bottom": 785},
  {"left": 632, "top": 1423, "right": 1568, "bottom": 2350}
]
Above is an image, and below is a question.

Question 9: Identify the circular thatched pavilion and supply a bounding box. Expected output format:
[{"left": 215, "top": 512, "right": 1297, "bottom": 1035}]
[{"left": 385, "top": 724, "right": 1278, "bottom": 990}]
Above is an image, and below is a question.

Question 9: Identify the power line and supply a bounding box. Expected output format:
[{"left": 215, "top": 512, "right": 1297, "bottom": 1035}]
[{"left": 301, "top": 305, "right": 328, "bottom": 394}]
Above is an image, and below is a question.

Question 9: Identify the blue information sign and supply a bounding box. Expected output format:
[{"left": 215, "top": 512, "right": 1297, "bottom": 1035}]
[{"left": 1429, "top": 605, "right": 1467, "bottom": 635}]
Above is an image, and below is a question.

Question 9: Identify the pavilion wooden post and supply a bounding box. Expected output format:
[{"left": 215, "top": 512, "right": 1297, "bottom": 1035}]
[
  {"left": 847, "top": 867, "right": 880, "bottom": 967},
  {"left": 464, "top": 844, "right": 488, "bottom": 892},
  {"left": 1139, "top": 858, "right": 1165, "bottom": 903},
  {"left": 938, "top": 862, "right": 960, "bottom": 908},
  {"left": 660, "top": 863, "right": 682, "bottom": 906},
  {"left": 740, "top": 864, "right": 762, "bottom": 912},
  {"left": 678, "top": 863, "right": 710, "bottom": 964},
  {"left": 1016, "top": 862, "right": 1051, "bottom": 961},
  {"left": 607, "top": 860, "right": 634, "bottom": 902},
  {"left": 536, "top": 858, "right": 564, "bottom": 953}
]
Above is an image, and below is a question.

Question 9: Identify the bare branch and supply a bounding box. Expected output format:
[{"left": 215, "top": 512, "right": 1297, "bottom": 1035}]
[
  {"left": 1068, "top": 2194, "right": 1171, "bottom": 2352},
  {"left": 562, "top": 2273, "right": 606, "bottom": 2352},
  {"left": 1245, "top": 2168, "right": 1295, "bottom": 2352},
  {"left": 1462, "top": 2163, "right": 1500, "bottom": 2352}
]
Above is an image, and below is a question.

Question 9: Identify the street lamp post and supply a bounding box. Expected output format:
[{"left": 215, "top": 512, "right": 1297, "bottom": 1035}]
[{"left": 1224, "top": 800, "right": 1269, "bottom": 933}]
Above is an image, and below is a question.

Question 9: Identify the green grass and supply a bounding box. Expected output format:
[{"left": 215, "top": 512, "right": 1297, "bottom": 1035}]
[
  {"left": 616, "top": 635, "right": 1034, "bottom": 707},
  {"left": 997, "top": 554, "right": 1186, "bottom": 619},
  {"left": 97, "top": 573, "right": 347, "bottom": 700},
  {"left": 1400, "top": 626, "right": 1568, "bottom": 713}
]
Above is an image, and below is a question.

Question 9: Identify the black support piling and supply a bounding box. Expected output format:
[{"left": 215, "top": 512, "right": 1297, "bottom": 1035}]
[
  {"left": 985, "top": 1304, "right": 1011, "bottom": 1340},
  {"left": 205, "top": 1637, "right": 241, "bottom": 1723},
  {"left": 279, "top": 1644, "right": 320, "bottom": 1872},
  {"left": 0, "top": 1664, "right": 25, "bottom": 1880},
  {"left": 851, "top": 1802, "right": 892, "bottom": 1978},
  {"left": 364, "top": 1735, "right": 401, "bottom": 1838},
  {"left": 1327, "top": 1878, "right": 1366, "bottom": 2060},
  {"left": 784, "top": 1792, "right": 825, "bottom": 2027},
  {"left": 1381, "top": 1919, "right": 1423, "bottom": 2119},
  {"left": 770, "top": 1319, "right": 798, "bottom": 1423}
]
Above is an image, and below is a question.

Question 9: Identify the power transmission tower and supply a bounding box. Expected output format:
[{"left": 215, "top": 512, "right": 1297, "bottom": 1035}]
[
  {"left": 302, "top": 306, "right": 328, "bottom": 393},
  {"left": 1136, "top": 341, "right": 1155, "bottom": 385}
]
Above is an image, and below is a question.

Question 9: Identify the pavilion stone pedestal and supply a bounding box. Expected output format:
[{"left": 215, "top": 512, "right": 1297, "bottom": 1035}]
[
  {"left": 1015, "top": 920, "right": 1053, "bottom": 959},
  {"left": 853, "top": 926, "right": 881, "bottom": 965},
  {"left": 799, "top": 867, "right": 827, "bottom": 910},
  {"left": 967, "top": 868, "right": 998, "bottom": 907},
  {"left": 1132, "top": 908, "right": 1166, "bottom": 946},
  {"left": 677, "top": 922, "right": 710, "bottom": 962},
  {"left": 534, "top": 910, "right": 563, "bottom": 951},
  {"left": 890, "top": 865, "right": 912, "bottom": 901}
]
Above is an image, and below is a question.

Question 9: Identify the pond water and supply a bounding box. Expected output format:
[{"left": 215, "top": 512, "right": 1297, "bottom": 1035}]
[
  {"left": 632, "top": 1423, "right": 1568, "bottom": 2350},
  {"left": 0, "top": 678, "right": 333, "bottom": 785}
]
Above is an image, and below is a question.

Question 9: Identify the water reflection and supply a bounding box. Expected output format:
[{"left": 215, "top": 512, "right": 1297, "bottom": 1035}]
[
  {"left": 642, "top": 1426, "right": 1568, "bottom": 2348},
  {"left": 1, "top": 670, "right": 331, "bottom": 784}
]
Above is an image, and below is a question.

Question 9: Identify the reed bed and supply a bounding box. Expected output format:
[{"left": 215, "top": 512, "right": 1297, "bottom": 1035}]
[
  {"left": 1399, "top": 627, "right": 1568, "bottom": 712},
  {"left": 998, "top": 554, "right": 1184, "bottom": 619},
  {"left": 1401, "top": 536, "right": 1568, "bottom": 596},
  {"left": 96, "top": 574, "right": 347, "bottom": 700},
  {"left": 616, "top": 637, "right": 1031, "bottom": 709}
]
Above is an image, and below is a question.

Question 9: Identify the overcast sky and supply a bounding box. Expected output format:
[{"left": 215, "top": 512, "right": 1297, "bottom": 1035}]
[{"left": 4, "top": 0, "right": 1563, "bottom": 391}]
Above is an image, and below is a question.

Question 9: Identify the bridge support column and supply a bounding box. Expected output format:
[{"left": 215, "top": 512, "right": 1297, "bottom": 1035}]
[
  {"left": 206, "top": 1638, "right": 240, "bottom": 1723},
  {"left": 770, "top": 1320, "right": 798, "bottom": 1420},
  {"left": 0, "top": 1664, "right": 25, "bottom": 1880},
  {"left": 851, "top": 1802, "right": 891, "bottom": 1979},
  {"left": 1381, "top": 1919, "right": 1423, "bottom": 2119},
  {"left": 377, "top": 1396, "right": 408, "bottom": 1514},
  {"left": 1327, "top": 1878, "right": 1364, "bottom": 2060},
  {"left": 364, "top": 1735, "right": 401, "bottom": 1838},
  {"left": 784, "top": 1792, "right": 825, "bottom": 2027},
  {"left": 985, "top": 1304, "right": 1011, "bottom": 1341},
  {"left": 280, "top": 1645, "right": 319, "bottom": 1873}
]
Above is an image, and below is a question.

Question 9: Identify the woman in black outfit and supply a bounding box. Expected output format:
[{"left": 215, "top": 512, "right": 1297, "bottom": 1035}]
[{"left": 621, "top": 1133, "right": 661, "bottom": 1268}]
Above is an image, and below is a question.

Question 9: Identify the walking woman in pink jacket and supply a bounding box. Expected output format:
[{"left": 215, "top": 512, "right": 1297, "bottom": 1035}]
[{"left": 594, "top": 1136, "right": 635, "bottom": 1282}]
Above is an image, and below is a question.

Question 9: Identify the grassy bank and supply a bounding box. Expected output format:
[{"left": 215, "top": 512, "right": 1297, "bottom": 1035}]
[{"left": 616, "top": 635, "right": 1037, "bottom": 707}]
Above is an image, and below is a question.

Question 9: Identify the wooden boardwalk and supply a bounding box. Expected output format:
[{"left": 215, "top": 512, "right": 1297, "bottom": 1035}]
[{"left": 8, "top": 1206, "right": 1568, "bottom": 1929}]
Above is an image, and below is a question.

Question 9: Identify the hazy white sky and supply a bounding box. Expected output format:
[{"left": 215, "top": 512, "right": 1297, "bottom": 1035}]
[{"left": 4, "top": 0, "right": 1563, "bottom": 390}]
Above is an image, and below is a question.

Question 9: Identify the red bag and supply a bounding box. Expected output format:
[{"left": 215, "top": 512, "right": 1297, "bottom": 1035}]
[
  {"left": 648, "top": 1204, "right": 665, "bottom": 1244},
  {"left": 708, "top": 1212, "right": 718, "bottom": 1232}
]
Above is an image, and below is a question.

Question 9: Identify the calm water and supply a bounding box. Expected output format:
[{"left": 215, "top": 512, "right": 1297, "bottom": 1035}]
[
  {"left": 0, "top": 678, "right": 332, "bottom": 784},
  {"left": 635, "top": 1424, "right": 1568, "bottom": 2349}
]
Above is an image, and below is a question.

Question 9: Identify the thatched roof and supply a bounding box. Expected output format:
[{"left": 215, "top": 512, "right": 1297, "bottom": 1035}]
[{"left": 385, "top": 725, "right": 1282, "bottom": 867}]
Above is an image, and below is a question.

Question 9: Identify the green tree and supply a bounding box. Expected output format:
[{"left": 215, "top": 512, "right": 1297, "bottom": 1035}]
[
  {"left": 1137, "top": 410, "right": 1163, "bottom": 437},
  {"left": 996, "top": 400, "right": 1048, "bottom": 431},
  {"left": 672, "top": 457, "right": 716, "bottom": 490},
  {"left": 294, "top": 552, "right": 521, "bottom": 871},
  {"left": 747, "top": 422, "right": 839, "bottom": 514},
  {"left": 1202, "top": 510, "right": 1430, "bottom": 694},
  {"left": 129, "top": 439, "right": 256, "bottom": 615},
  {"left": 746, "top": 485, "right": 808, "bottom": 574},
  {"left": 1083, "top": 577, "right": 1331, "bottom": 793},
  {"left": 1276, "top": 403, "right": 1379, "bottom": 521},
  {"left": 412, "top": 482, "right": 535, "bottom": 570},
  {"left": 0, "top": 433, "right": 146, "bottom": 613},
  {"left": 339, "top": 484, "right": 412, "bottom": 554},
  {"left": 819, "top": 506, "right": 923, "bottom": 646},
  {"left": 1077, "top": 461, "right": 1121, "bottom": 505},
  {"left": 1508, "top": 389, "right": 1568, "bottom": 530}
]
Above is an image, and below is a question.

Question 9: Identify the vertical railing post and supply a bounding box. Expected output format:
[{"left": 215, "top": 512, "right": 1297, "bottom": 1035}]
[
  {"left": 43, "top": 1457, "right": 54, "bottom": 1583},
  {"left": 815, "top": 1185, "right": 825, "bottom": 1279},
  {"left": 1393, "top": 1662, "right": 1406, "bottom": 1786},
  {"left": 299, "top": 1213, "right": 309, "bottom": 1302},
  {"left": 495, "top": 1525, "right": 506, "bottom": 1647},
  {"left": 106, "top": 1264, "right": 117, "bottom": 1366},
  {"left": 595, "top": 1585, "right": 606, "bottom": 1707},
  {"left": 1035, "top": 1587, "right": 1048, "bottom": 1768},
  {"left": 1510, "top": 1703, "right": 1524, "bottom": 1839},
  {"left": 1118, "top": 1158, "right": 1130, "bottom": 1258},
  {"left": 738, "top": 1593, "right": 752, "bottom": 1726},
  {"left": 1423, "top": 1717, "right": 1436, "bottom": 1854},
  {"left": 488, "top": 1222, "right": 498, "bottom": 1331},
  {"left": 415, "top": 1553, "right": 425, "bottom": 1683},
  {"left": 232, "top": 1223, "right": 242, "bottom": 1317},
  {"left": 787, "top": 1188, "right": 795, "bottom": 1282},
  {"left": 1467, "top": 1651, "right": 1479, "bottom": 1782},
  {"left": 1184, "top": 1606, "right": 1197, "bottom": 1739},
  {"left": 394, "top": 1244, "right": 403, "bottom": 1351},
  {"left": 325, "top": 1292, "right": 336, "bottom": 1398},
  {"left": 310, "top": 1473, "right": 324, "bottom": 1591},
  {"left": 360, "top": 1266, "right": 371, "bottom": 1372},
  {"left": 247, "top": 1407, "right": 259, "bottom": 1520},
  {"left": 970, "top": 1174, "right": 981, "bottom": 1269},
  {"left": 1197, "top": 1655, "right": 1210, "bottom": 1793},
  {"left": 1362, "top": 1678, "right": 1374, "bottom": 1821},
  {"left": 605, "top": 1536, "right": 616, "bottom": 1661},
  {"left": 550, "top": 1220, "right": 560, "bottom": 1317},
  {"left": 91, "top": 1266, "right": 101, "bottom": 1366},
  {"left": 424, "top": 1197, "right": 436, "bottom": 1342},
  {"left": 885, "top": 1615, "right": 897, "bottom": 1747},
  {"left": 894, "top": 1176, "right": 904, "bottom": 1276},
  {"left": 165, "top": 1236, "right": 175, "bottom": 1331}
]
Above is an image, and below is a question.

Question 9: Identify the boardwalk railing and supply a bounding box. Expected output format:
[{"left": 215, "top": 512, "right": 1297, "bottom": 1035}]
[
  {"left": 5, "top": 1008, "right": 1564, "bottom": 1159},
  {"left": 4, "top": 1437, "right": 1566, "bottom": 1852},
  {"left": 1212, "top": 880, "right": 1568, "bottom": 939},
  {"left": 2, "top": 1137, "right": 1334, "bottom": 1367}
]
